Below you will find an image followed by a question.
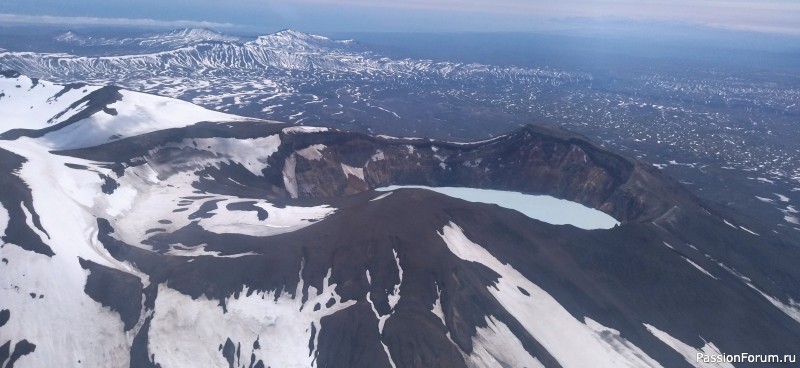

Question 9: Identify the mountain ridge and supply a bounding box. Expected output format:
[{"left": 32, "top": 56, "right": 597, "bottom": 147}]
[{"left": 53, "top": 27, "right": 242, "bottom": 48}]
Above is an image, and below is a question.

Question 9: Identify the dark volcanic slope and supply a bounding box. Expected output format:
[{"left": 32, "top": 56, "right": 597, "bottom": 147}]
[
  {"left": 86, "top": 187, "right": 800, "bottom": 367},
  {"left": 42, "top": 120, "right": 800, "bottom": 367}
]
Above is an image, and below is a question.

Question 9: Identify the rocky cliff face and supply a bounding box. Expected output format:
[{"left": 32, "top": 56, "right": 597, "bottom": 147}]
[{"left": 281, "top": 124, "right": 701, "bottom": 223}]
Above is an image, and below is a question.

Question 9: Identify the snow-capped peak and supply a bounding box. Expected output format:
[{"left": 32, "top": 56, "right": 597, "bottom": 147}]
[
  {"left": 162, "top": 28, "right": 240, "bottom": 43},
  {"left": 251, "top": 29, "right": 351, "bottom": 50},
  {"left": 54, "top": 30, "right": 82, "bottom": 43},
  {"left": 272, "top": 29, "right": 328, "bottom": 40}
]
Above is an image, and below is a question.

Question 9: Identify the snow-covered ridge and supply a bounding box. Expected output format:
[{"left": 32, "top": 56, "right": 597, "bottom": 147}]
[
  {"left": 39, "top": 89, "right": 244, "bottom": 150},
  {"left": 0, "top": 73, "right": 102, "bottom": 135},
  {"left": 1, "top": 28, "right": 585, "bottom": 95},
  {"left": 0, "top": 73, "right": 253, "bottom": 149},
  {"left": 17, "top": 38, "right": 525, "bottom": 76},
  {"left": 54, "top": 28, "right": 241, "bottom": 48},
  {"left": 252, "top": 29, "right": 354, "bottom": 50}
]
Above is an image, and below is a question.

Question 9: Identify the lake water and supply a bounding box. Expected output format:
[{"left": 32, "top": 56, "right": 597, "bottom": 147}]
[{"left": 375, "top": 186, "right": 619, "bottom": 230}]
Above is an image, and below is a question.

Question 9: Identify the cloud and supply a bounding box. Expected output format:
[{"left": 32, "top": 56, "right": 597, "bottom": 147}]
[
  {"left": 0, "top": 13, "right": 235, "bottom": 29},
  {"left": 2, "top": 1, "right": 799, "bottom": 35},
  {"left": 279, "top": 0, "right": 800, "bottom": 35}
]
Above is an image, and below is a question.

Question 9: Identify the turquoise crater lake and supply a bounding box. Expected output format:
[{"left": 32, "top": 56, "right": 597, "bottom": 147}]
[{"left": 375, "top": 186, "right": 620, "bottom": 230}]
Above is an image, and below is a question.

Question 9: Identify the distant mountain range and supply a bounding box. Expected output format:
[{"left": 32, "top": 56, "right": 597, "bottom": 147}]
[
  {"left": 54, "top": 28, "right": 243, "bottom": 48},
  {"left": 1, "top": 71, "right": 799, "bottom": 368},
  {"left": 0, "top": 28, "right": 587, "bottom": 135}
]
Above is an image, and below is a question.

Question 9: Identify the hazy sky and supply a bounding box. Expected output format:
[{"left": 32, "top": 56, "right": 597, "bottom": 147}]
[{"left": 1, "top": 0, "right": 799, "bottom": 36}]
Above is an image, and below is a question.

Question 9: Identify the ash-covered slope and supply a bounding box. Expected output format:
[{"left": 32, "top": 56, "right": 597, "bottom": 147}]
[{"left": 1, "top": 73, "right": 799, "bottom": 368}]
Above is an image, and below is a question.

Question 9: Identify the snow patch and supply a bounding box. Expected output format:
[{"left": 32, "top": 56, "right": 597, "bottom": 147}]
[
  {"left": 283, "top": 154, "right": 298, "bottom": 198},
  {"left": 149, "top": 269, "right": 354, "bottom": 368},
  {"left": 365, "top": 271, "right": 390, "bottom": 334},
  {"left": 431, "top": 285, "right": 446, "bottom": 327},
  {"left": 0, "top": 202, "right": 9, "bottom": 236},
  {"left": 746, "top": 283, "right": 800, "bottom": 325},
  {"left": 341, "top": 163, "right": 365, "bottom": 181},
  {"left": 106, "top": 166, "right": 333, "bottom": 246},
  {"left": 644, "top": 324, "right": 734, "bottom": 368},
  {"left": 388, "top": 249, "right": 402, "bottom": 310},
  {"left": 439, "top": 222, "right": 660, "bottom": 368},
  {"left": 197, "top": 199, "right": 336, "bottom": 237},
  {"left": 774, "top": 193, "right": 790, "bottom": 202},
  {"left": 156, "top": 135, "right": 281, "bottom": 177},
  {"left": 0, "top": 243, "right": 132, "bottom": 367},
  {"left": 683, "top": 258, "right": 718, "bottom": 280},
  {"left": 755, "top": 196, "right": 774, "bottom": 203},
  {"left": 164, "top": 244, "right": 257, "bottom": 258},
  {"left": 464, "top": 316, "right": 545, "bottom": 368},
  {"left": 446, "top": 135, "right": 506, "bottom": 146},
  {"left": 370, "top": 192, "right": 393, "bottom": 202},
  {"left": 365, "top": 270, "right": 397, "bottom": 368},
  {"left": 282, "top": 126, "right": 329, "bottom": 134},
  {"left": 739, "top": 226, "right": 759, "bottom": 236},
  {"left": 584, "top": 318, "right": 663, "bottom": 368},
  {"left": 104, "top": 185, "right": 138, "bottom": 218},
  {"left": 370, "top": 149, "right": 385, "bottom": 162},
  {"left": 296, "top": 144, "right": 326, "bottom": 161}
]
